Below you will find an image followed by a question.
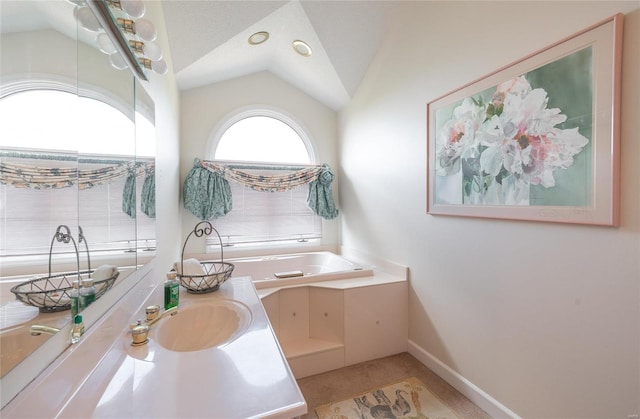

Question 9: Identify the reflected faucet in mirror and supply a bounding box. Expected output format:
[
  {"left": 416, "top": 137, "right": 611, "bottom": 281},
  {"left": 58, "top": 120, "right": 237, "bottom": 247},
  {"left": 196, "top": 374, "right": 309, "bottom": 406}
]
[{"left": 30, "top": 325, "right": 60, "bottom": 336}]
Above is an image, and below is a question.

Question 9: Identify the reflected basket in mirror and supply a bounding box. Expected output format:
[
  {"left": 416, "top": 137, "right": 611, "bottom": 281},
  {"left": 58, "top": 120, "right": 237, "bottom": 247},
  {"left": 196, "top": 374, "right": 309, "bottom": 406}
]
[
  {"left": 10, "top": 269, "right": 119, "bottom": 313},
  {"left": 10, "top": 225, "right": 119, "bottom": 313}
]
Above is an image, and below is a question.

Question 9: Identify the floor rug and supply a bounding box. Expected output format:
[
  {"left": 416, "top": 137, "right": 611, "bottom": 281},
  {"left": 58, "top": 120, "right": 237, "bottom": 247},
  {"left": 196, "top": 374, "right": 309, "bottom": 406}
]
[{"left": 315, "top": 376, "right": 460, "bottom": 419}]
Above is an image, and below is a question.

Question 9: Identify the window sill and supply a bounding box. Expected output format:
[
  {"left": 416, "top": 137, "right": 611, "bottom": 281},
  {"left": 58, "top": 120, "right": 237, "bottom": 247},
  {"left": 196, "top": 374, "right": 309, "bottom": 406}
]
[{"left": 0, "top": 250, "right": 154, "bottom": 278}]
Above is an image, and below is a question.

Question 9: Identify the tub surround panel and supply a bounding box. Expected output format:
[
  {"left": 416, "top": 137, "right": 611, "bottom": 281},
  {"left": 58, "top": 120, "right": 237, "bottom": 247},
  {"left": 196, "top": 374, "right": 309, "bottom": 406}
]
[
  {"left": 344, "top": 282, "right": 409, "bottom": 365},
  {"left": 256, "top": 254, "right": 408, "bottom": 379},
  {"left": 287, "top": 345, "right": 345, "bottom": 378},
  {"left": 309, "top": 288, "right": 344, "bottom": 344},
  {"left": 279, "top": 287, "right": 312, "bottom": 342}
]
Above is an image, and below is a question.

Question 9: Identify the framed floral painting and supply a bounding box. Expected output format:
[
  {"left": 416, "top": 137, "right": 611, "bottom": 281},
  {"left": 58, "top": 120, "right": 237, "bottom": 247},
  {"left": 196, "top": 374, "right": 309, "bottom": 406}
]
[{"left": 426, "top": 14, "right": 623, "bottom": 226}]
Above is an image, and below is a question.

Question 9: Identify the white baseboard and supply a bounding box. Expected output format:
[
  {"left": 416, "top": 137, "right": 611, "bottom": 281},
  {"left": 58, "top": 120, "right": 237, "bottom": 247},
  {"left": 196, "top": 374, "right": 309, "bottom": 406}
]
[{"left": 408, "top": 340, "right": 521, "bottom": 419}]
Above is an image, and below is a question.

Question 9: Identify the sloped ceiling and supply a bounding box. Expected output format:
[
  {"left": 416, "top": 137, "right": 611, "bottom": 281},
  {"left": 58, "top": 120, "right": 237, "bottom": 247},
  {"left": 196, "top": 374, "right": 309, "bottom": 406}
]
[{"left": 162, "top": 0, "right": 399, "bottom": 110}]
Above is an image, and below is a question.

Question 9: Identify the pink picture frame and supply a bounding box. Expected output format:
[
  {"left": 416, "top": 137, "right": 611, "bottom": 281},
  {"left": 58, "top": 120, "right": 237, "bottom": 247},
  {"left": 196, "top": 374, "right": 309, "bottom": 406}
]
[{"left": 426, "top": 14, "right": 623, "bottom": 226}]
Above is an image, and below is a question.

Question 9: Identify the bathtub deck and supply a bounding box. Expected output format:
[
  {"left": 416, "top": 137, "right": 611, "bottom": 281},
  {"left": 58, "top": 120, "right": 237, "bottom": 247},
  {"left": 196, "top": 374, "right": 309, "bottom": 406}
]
[{"left": 255, "top": 270, "right": 404, "bottom": 298}]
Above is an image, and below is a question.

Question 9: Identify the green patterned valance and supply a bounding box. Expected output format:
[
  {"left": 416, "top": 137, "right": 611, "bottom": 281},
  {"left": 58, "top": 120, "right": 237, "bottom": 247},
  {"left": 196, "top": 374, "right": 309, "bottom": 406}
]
[
  {"left": 0, "top": 160, "right": 134, "bottom": 190},
  {"left": 307, "top": 166, "right": 339, "bottom": 220},
  {"left": 183, "top": 159, "right": 339, "bottom": 220},
  {"left": 183, "top": 160, "right": 232, "bottom": 220},
  {"left": 141, "top": 169, "right": 156, "bottom": 218}
]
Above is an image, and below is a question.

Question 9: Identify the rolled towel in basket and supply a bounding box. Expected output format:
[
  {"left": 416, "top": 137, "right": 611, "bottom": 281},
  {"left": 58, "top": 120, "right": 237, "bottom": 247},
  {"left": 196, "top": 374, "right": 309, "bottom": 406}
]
[
  {"left": 93, "top": 264, "right": 118, "bottom": 281},
  {"left": 174, "top": 258, "right": 206, "bottom": 276}
]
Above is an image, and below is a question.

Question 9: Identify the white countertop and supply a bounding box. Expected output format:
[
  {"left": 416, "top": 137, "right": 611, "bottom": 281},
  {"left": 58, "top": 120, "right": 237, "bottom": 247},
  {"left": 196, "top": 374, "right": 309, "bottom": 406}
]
[{"left": 3, "top": 276, "right": 307, "bottom": 419}]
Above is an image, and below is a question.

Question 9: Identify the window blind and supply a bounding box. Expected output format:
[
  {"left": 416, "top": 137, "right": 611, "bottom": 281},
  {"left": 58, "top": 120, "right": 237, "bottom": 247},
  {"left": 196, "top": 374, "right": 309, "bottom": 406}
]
[
  {"left": 209, "top": 179, "right": 321, "bottom": 248},
  {"left": 0, "top": 174, "right": 155, "bottom": 259}
]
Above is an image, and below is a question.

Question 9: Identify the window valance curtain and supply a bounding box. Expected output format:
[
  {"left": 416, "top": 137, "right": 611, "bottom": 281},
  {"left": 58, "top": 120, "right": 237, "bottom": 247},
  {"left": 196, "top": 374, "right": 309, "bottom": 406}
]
[
  {"left": 0, "top": 151, "right": 155, "bottom": 218},
  {"left": 121, "top": 164, "right": 156, "bottom": 219},
  {"left": 183, "top": 158, "right": 339, "bottom": 220},
  {"left": 1, "top": 160, "right": 140, "bottom": 189},
  {"left": 140, "top": 167, "right": 156, "bottom": 218}
]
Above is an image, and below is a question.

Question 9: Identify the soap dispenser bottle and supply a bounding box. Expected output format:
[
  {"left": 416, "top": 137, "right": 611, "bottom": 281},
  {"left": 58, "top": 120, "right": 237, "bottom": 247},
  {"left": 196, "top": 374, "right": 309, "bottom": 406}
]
[{"left": 164, "top": 272, "right": 179, "bottom": 310}]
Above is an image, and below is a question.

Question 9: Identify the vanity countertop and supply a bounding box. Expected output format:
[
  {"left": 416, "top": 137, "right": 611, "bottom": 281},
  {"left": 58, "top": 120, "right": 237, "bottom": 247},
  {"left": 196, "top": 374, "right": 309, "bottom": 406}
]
[{"left": 2, "top": 276, "right": 307, "bottom": 418}]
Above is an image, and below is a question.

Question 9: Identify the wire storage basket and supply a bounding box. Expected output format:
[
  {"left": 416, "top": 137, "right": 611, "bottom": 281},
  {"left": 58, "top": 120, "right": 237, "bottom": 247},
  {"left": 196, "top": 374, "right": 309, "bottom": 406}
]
[
  {"left": 10, "top": 225, "right": 119, "bottom": 313},
  {"left": 176, "top": 221, "right": 234, "bottom": 294}
]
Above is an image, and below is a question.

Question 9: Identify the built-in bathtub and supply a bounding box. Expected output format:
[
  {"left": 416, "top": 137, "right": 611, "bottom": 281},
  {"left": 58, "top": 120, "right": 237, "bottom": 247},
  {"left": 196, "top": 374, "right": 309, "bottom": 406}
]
[{"left": 227, "top": 251, "right": 374, "bottom": 289}]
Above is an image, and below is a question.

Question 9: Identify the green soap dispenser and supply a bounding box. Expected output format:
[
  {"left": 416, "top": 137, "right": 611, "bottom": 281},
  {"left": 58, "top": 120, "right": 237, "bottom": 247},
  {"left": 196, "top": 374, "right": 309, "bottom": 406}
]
[{"left": 164, "top": 272, "right": 179, "bottom": 310}]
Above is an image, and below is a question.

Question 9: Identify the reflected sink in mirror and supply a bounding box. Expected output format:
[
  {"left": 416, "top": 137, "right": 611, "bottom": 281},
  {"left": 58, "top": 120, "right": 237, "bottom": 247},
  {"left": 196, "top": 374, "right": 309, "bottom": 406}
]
[{"left": 154, "top": 300, "right": 252, "bottom": 352}]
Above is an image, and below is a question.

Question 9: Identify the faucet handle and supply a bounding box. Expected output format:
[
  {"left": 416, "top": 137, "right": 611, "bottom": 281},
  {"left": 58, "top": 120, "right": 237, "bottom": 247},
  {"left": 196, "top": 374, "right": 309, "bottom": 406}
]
[
  {"left": 145, "top": 305, "right": 160, "bottom": 322},
  {"left": 130, "top": 320, "right": 149, "bottom": 346}
]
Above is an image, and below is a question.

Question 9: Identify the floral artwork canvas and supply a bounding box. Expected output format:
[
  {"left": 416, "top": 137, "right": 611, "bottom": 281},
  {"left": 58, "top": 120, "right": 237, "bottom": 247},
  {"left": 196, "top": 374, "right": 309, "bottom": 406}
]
[
  {"left": 426, "top": 14, "right": 622, "bottom": 225},
  {"left": 434, "top": 47, "right": 592, "bottom": 207}
]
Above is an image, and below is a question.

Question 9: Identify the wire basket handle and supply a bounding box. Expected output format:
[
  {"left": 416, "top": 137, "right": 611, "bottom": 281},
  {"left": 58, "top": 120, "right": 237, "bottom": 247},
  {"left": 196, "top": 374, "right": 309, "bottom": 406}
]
[
  {"left": 48, "top": 225, "right": 81, "bottom": 283},
  {"left": 180, "top": 221, "right": 226, "bottom": 269},
  {"left": 78, "top": 226, "right": 92, "bottom": 275}
]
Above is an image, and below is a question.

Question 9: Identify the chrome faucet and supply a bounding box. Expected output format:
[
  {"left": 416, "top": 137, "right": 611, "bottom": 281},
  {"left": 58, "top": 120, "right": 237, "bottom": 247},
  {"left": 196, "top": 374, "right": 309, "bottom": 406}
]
[{"left": 30, "top": 325, "right": 60, "bottom": 336}]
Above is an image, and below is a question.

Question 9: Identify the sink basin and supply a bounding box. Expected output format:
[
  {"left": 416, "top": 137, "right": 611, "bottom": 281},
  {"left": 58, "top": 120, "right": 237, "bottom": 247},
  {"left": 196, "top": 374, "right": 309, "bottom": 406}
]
[{"left": 154, "top": 299, "right": 252, "bottom": 352}]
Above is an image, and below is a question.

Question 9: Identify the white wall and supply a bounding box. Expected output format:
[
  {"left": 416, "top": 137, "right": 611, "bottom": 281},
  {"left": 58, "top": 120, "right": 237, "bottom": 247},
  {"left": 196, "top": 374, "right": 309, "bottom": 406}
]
[
  {"left": 179, "top": 71, "right": 340, "bottom": 253},
  {"left": 142, "top": 1, "right": 182, "bottom": 273},
  {"left": 339, "top": 2, "right": 640, "bottom": 418}
]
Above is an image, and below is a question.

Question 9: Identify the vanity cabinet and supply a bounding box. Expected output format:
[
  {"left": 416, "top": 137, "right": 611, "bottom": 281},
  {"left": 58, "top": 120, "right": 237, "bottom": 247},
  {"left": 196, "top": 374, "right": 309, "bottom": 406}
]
[{"left": 260, "top": 275, "right": 407, "bottom": 378}]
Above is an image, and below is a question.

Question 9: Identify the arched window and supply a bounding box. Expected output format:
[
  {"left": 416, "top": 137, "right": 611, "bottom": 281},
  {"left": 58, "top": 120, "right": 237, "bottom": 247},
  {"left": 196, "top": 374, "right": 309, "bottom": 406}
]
[
  {"left": 207, "top": 108, "right": 322, "bottom": 249},
  {"left": 215, "top": 116, "right": 312, "bottom": 164},
  {"left": 209, "top": 107, "right": 316, "bottom": 164}
]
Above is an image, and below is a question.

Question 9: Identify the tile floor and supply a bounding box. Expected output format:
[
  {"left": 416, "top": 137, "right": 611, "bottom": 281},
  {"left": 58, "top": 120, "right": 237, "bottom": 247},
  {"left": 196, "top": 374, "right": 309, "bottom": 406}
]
[{"left": 296, "top": 352, "right": 492, "bottom": 419}]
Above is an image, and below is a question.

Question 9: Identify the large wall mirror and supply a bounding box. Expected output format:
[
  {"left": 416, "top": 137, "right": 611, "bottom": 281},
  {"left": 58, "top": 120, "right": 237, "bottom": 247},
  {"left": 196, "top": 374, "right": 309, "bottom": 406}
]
[{"left": 0, "top": 0, "right": 156, "bottom": 400}]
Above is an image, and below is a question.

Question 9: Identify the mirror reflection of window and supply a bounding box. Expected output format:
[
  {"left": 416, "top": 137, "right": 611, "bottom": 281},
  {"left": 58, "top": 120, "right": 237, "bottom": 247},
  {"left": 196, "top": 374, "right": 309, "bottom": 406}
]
[
  {"left": 0, "top": 90, "right": 134, "bottom": 154},
  {"left": 0, "top": 89, "right": 155, "bottom": 264}
]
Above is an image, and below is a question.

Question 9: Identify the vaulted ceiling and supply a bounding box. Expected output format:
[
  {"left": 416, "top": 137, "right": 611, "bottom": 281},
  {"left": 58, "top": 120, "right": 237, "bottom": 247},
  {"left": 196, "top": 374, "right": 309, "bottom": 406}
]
[
  {"left": 161, "top": 0, "right": 400, "bottom": 110},
  {"left": 1, "top": 0, "right": 400, "bottom": 111}
]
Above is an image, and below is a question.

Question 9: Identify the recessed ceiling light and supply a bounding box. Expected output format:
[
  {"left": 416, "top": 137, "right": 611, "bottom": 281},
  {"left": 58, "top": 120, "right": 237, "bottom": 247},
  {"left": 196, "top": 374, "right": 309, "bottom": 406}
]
[
  {"left": 292, "top": 40, "right": 312, "bottom": 57},
  {"left": 248, "top": 31, "right": 269, "bottom": 45}
]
